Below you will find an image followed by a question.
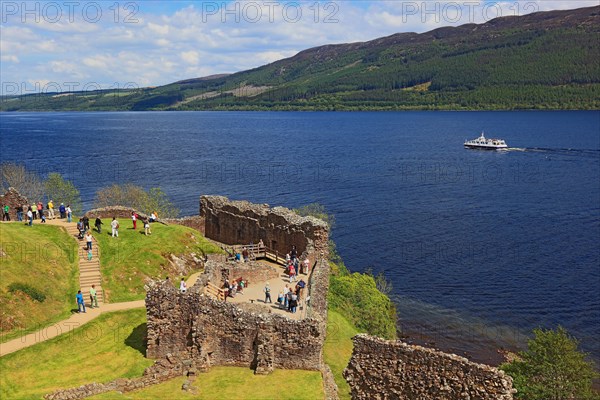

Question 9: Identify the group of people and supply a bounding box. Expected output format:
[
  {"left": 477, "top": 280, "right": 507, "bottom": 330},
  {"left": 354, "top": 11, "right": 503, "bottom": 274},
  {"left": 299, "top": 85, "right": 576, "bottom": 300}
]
[
  {"left": 1, "top": 200, "right": 73, "bottom": 226},
  {"left": 264, "top": 278, "right": 307, "bottom": 314},
  {"left": 285, "top": 246, "right": 311, "bottom": 282},
  {"left": 75, "top": 284, "right": 99, "bottom": 313},
  {"left": 223, "top": 277, "right": 248, "bottom": 299}
]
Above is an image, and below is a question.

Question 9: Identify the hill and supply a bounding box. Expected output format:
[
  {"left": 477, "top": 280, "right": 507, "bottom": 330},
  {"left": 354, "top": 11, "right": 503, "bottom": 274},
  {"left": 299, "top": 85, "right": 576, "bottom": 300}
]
[{"left": 1, "top": 6, "right": 599, "bottom": 111}]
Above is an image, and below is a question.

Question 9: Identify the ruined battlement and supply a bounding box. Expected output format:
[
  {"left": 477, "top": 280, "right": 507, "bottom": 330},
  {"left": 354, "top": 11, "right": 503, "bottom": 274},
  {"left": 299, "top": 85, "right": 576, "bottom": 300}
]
[
  {"left": 200, "top": 195, "right": 329, "bottom": 261},
  {"left": 145, "top": 280, "right": 327, "bottom": 374},
  {"left": 344, "top": 334, "right": 515, "bottom": 400}
]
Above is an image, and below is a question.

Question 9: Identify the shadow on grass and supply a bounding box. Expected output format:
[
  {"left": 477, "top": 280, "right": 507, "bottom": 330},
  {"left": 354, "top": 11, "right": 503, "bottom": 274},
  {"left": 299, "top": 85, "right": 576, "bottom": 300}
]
[{"left": 125, "top": 323, "right": 147, "bottom": 357}]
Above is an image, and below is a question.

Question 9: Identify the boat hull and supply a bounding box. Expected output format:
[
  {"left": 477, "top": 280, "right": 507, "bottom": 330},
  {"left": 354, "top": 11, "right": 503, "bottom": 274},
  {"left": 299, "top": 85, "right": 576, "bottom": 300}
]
[{"left": 464, "top": 144, "right": 508, "bottom": 150}]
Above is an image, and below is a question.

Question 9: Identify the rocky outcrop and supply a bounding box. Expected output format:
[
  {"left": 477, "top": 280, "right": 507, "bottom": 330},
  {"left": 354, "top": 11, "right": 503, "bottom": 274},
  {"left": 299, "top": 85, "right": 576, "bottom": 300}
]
[{"left": 344, "top": 334, "right": 515, "bottom": 400}]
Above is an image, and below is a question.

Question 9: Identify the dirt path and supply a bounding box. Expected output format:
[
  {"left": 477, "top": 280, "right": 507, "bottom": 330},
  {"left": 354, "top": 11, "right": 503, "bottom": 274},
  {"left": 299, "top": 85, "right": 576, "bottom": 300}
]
[{"left": 0, "top": 300, "right": 145, "bottom": 357}]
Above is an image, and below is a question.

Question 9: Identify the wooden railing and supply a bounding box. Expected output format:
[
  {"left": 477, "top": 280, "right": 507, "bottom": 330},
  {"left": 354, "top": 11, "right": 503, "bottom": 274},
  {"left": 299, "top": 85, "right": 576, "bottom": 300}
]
[
  {"left": 224, "top": 244, "right": 287, "bottom": 266},
  {"left": 204, "top": 282, "right": 226, "bottom": 301}
]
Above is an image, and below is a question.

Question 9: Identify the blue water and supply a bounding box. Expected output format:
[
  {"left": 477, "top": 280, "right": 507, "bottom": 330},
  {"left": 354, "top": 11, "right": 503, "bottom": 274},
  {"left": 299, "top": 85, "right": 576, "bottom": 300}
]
[{"left": 1, "top": 111, "right": 599, "bottom": 361}]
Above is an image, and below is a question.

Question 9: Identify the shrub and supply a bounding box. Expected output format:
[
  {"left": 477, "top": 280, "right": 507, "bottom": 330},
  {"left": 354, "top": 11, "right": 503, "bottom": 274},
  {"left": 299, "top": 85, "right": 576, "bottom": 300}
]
[
  {"left": 8, "top": 282, "right": 47, "bottom": 302},
  {"left": 501, "top": 326, "right": 599, "bottom": 400},
  {"left": 328, "top": 272, "right": 397, "bottom": 339}
]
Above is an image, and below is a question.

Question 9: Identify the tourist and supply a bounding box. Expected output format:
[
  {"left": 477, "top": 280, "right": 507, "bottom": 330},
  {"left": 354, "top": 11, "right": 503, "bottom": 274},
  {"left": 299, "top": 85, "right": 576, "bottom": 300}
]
[
  {"left": 285, "top": 252, "right": 291, "bottom": 264},
  {"left": 302, "top": 258, "right": 310, "bottom": 275},
  {"left": 16, "top": 205, "right": 23, "bottom": 221},
  {"left": 258, "top": 239, "right": 264, "bottom": 250},
  {"left": 94, "top": 217, "right": 103, "bottom": 233},
  {"left": 290, "top": 293, "right": 298, "bottom": 313},
  {"left": 82, "top": 215, "right": 90, "bottom": 231},
  {"left": 242, "top": 247, "right": 249, "bottom": 262},
  {"left": 235, "top": 250, "right": 241, "bottom": 262},
  {"left": 77, "top": 219, "right": 85, "bottom": 239},
  {"left": 31, "top": 203, "right": 37, "bottom": 219},
  {"left": 149, "top": 212, "right": 157, "bottom": 222},
  {"left": 111, "top": 217, "right": 119, "bottom": 237},
  {"left": 66, "top": 205, "right": 72, "bottom": 222},
  {"left": 287, "top": 290, "right": 294, "bottom": 311},
  {"left": 27, "top": 207, "right": 33, "bottom": 226},
  {"left": 264, "top": 283, "right": 272, "bottom": 303},
  {"left": 87, "top": 248, "right": 93, "bottom": 261},
  {"left": 47, "top": 199, "right": 55, "bottom": 219},
  {"left": 180, "top": 278, "right": 187, "bottom": 293},
  {"left": 85, "top": 231, "right": 93, "bottom": 250},
  {"left": 291, "top": 245, "right": 298, "bottom": 261},
  {"left": 59, "top": 203, "right": 66, "bottom": 219},
  {"left": 76, "top": 290, "right": 86, "bottom": 313},
  {"left": 40, "top": 214, "right": 46, "bottom": 223},
  {"left": 289, "top": 263, "right": 297, "bottom": 283},
  {"left": 131, "top": 211, "right": 137, "bottom": 230},
  {"left": 37, "top": 201, "right": 44, "bottom": 220},
  {"left": 2, "top": 204, "right": 10, "bottom": 221},
  {"left": 89, "top": 285, "right": 98, "bottom": 308},
  {"left": 277, "top": 290, "right": 284, "bottom": 308},
  {"left": 144, "top": 220, "right": 151, "bottom": 236},
  {"left": 283, "top": 284, "right": 290, "bottom": 308}
]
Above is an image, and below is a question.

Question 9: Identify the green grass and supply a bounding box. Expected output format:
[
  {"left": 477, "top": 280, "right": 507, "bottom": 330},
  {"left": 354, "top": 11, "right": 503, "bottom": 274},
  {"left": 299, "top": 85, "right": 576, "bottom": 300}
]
[
  {"left": 0, "top": 309, "right": 152, "bottom": 399},
  {"left": 0, "top": 223, "right": 79, "bottom": 343},
  {"left": 93, "top": 219, "right": 223, "bottom": 302},
  {"left": 89, "top": 367, "right": 324, "bottom": 399},
  {"left": 324, "top": 310, "right": 359, "bottom": 400}
]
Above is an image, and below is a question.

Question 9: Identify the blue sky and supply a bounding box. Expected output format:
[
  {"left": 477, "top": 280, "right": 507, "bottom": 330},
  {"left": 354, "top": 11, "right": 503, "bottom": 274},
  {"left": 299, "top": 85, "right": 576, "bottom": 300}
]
[{"left": 1, "top": 1, "right": 597, "bottom": 94}]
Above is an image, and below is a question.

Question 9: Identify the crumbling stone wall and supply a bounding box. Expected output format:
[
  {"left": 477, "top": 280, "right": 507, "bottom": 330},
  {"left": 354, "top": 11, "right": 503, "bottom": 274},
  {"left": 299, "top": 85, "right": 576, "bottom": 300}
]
[
  {"left": 84, "top": 206, "right": 148, "bottom": 221},
  {"left": 344, "top": 334, "right": 515, "bottom": 400},
  {"left": 145, "top": 282, "right": 326, "bottom": 373},
  {"left": 162, "top": 216, "right": 205, "bottom": 234},
  {"left": 200, "top": 195, "right": 329, "bottom": 262},
  {"left": 0, "top": 188, "right": 29, "bottom": 220}
]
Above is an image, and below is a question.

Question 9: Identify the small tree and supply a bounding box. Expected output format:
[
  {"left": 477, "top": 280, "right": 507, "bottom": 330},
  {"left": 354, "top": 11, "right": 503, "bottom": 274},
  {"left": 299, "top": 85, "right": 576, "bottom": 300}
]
[
  {"left": 501, "top": 326, "right": 599, "bottom": 400},
  {"left": 1, "top": 162, "right": 44, "bottom": 201},
  {"left": 45, "top": 173, "right": 82, "bottom": 215}
]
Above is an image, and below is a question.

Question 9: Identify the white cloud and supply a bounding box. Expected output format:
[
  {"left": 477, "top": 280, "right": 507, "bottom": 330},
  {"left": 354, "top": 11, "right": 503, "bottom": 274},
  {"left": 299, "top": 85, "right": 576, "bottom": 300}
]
[{"left": 180, "top": 50, "right": 200, "bottom": 65}]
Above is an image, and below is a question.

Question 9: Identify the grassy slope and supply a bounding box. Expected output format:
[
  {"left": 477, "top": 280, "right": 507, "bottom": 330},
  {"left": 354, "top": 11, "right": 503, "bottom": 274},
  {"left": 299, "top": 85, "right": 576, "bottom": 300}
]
[
  {"left": 93, "top": 219, "right": 223, "bottom": 302},
  {"left": 324, "top": 310, "right": 359, "bottom": 400},
  {"left": 0, "top": 309, "right": 152, "bottom": 399},
  {"left": 0, "top": 223, "right": 79, "bottom": 343},
  {"left": 89, "top": 368, "right": 324, "bottom": 399}
]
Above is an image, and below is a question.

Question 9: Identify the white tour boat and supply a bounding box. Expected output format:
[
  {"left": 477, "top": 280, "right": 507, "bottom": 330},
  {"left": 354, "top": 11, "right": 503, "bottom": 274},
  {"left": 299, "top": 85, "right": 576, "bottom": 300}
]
[{"left": 464, "top": 132, "right": 508, "bottom": 150}]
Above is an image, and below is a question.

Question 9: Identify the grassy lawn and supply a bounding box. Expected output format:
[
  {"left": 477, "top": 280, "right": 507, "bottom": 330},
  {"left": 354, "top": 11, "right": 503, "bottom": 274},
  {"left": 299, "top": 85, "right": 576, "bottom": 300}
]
[
  {"left": 324, "top": 310, "right": 359, "bottom": 400},
  {"left": 0, "top": 223, "right": 79, "bottom": 343},
  {"left": 93, "top": 219, "right": 223, "bottom": 302},
  {"left": 90, "top": 367, "right": 324, "bottom": 399},
  {"left": 0, "top": 309, "right": 152, "bottom": 399}
]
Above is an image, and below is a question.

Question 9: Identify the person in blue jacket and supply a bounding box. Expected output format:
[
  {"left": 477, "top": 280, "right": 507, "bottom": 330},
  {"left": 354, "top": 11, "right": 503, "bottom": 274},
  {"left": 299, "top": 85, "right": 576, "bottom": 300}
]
[{"left": 76, "top": 290, "right": 86, "bottom": 313}]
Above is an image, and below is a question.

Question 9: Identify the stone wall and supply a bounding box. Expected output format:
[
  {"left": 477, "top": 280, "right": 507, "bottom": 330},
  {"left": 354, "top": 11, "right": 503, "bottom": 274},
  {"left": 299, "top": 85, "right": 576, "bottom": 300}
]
[
  {"left": 0, "top": 188, "right": 29, "bottom": 220},
  {"left": 162, "top": 216, "right": 205, "bottom": 234},
  {"left": 145, "top": 281, "right": 326, "bottom": 374},
  {"left": 344, "top": 334, "right": 515, "bottom": 400},
  {"left": 84, "top": 206, "right": 148, "bottom": 221},
  {"left": 200, "top": 195, "right": 329, "bottom": 263}
]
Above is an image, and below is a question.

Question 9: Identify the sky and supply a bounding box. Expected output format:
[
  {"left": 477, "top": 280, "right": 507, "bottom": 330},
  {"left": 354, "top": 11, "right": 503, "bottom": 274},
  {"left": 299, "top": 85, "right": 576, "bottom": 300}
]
[{"left": 1, "top": 0, "right": 598, "bottom": 94}]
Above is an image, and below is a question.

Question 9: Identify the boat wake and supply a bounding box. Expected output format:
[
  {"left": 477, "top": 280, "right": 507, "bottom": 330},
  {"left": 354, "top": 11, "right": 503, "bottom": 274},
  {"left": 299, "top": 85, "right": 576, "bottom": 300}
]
[{"left": 502, "top": 147, "right": 600, "bottom": 158}]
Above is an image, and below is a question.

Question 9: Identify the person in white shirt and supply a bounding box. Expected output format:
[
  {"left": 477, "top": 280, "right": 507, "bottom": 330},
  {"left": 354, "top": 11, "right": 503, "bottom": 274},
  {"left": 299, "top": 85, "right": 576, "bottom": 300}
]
[
  {"left": 111, "top": 217, "right": 119, "bottom": 237},
  {"left": 85, "top": 232, "right": 93, "bottom": 250},
  {"left": 180, "top": 278, "right": 187, "bottom": 293}
]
